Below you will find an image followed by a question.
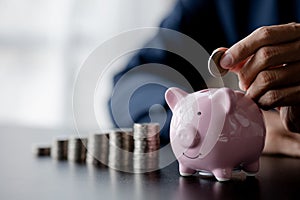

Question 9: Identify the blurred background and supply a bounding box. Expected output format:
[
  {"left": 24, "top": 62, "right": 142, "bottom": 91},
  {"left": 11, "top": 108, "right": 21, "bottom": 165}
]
[{"left": 0, "top": 0, "right": 176, "bottom": 131}]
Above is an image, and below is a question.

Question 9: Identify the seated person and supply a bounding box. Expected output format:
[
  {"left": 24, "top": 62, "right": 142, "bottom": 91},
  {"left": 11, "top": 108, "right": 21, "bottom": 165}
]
[{"left": 109, "top": 0, "right": 300, "bottom": 157}]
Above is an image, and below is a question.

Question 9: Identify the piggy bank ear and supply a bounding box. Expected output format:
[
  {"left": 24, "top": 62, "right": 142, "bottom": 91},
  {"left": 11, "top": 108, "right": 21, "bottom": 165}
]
[
  {"left": 211, "top": 88, "right": 236, "bottom": 114},
  {"left": 165, "top": 87, "right": 188, "bottom": 111}
]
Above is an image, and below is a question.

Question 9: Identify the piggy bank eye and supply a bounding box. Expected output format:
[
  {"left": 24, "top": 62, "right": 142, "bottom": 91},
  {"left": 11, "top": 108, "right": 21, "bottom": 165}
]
[{"left": 197, "top": 112, "right": 202, "bottom": 116}]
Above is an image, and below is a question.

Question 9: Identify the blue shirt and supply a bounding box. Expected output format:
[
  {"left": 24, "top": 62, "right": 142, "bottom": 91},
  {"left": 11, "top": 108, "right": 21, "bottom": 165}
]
[{"left": 109, "top": 0, "right": 300, "bottom": 144}]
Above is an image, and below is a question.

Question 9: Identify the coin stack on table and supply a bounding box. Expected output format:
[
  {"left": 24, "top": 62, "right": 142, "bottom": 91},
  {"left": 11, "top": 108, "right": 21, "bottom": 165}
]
[
  {"left": 108, "top": 130, "right": 123, "bottom": 169},
  {"left": 86, "top": 132, "right": 110, "bottom": 167},
  {"left": 133, "top": 123, "right": 160, "bottom": 172},
  {"left": 32, "top": 144, "right": 51, "bottom": 156},
  {"left": 120, "top": 128, "right": 134, "bottom": 171},
  {"left": 33, "top": 123, "right": 161, "bottom": 173},
  {"left": 108, "top": 128, "right": 134, "bottom": 171},
  {"left": 51, "top": 138, "right": 68, "bottom": 160},
  {"left": 68, "top": 136, "right": 88, "bottom": 163}
]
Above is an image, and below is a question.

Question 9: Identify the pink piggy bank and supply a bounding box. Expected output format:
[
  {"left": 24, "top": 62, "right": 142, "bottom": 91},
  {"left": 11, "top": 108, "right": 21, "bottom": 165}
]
[{"left": 165, "top": 87, "right": 266, "bottom": 181}]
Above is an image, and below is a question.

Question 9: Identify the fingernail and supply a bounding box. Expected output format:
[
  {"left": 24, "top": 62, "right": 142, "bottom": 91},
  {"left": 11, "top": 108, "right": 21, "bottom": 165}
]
[
  {"left": 239, "top": 81, "right": 246, "bottom": 91},
  {"left": 220, "top": 52, "right": 233, "bottom": 69},
  {"left": 245, "top": 89, "right": 250, "bottom": 97}
]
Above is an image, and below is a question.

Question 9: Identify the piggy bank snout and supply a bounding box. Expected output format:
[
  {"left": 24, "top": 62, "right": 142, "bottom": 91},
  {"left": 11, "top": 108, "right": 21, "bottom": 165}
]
[{"left": 177, "top": 126, "right": 200, "bottom": 148}]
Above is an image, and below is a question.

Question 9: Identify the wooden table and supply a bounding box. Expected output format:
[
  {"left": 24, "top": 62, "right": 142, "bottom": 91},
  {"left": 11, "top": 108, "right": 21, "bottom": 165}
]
[{"left": 1, "top": 126, "right": 300, "bottom": 200}]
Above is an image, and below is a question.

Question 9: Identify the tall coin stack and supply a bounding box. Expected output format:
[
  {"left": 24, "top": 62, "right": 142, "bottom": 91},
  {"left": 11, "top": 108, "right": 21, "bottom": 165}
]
[
  {"left": 108, "top": 128, "right": 134, "bottom": 171},
  {"left": 133, "top": 123, "right": 160, "bottom": 172},
  {"left": 68, "top": 137, "right": 88, "bottom": 163},
  {"left": 86, "top": 132, "right": 109, "bottom": 167},
  {"left": 51, "top": 138, "right": 68, "bottom": 160}
]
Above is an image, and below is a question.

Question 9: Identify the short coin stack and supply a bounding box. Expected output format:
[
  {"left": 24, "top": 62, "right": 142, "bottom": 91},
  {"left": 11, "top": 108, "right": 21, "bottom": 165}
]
[
  {"left": 51, "top": 138, "right": 68, "bottom": 160},
  {"left": 133, "top": 123, "right": 160, "bottom": 172},
  {"left": 68, "top": 137, "right": 88, "bottom": 163},
  {"left": 32, "top": 144, "right": 51, "bottom": 156},
  {"left": 86, "top": 132, "right": 110, "bottom": 167}
]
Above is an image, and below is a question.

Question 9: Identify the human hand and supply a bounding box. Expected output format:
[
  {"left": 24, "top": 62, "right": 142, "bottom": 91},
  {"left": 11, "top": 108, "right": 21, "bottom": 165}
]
[
  {"left": 220, "top": 23, "right": 300, "bottom": 132},
  {"left": 262, "top": 110, "right": 300, "bottom": 157}
]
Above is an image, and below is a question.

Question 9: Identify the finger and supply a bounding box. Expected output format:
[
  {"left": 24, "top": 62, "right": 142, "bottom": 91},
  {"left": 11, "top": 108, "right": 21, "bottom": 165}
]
[
  {"left": 220, "top": 23, "right": 300, "bottom": 69},
  {"left": 246, "top": 62, "right": 300, "bottom": 100},
  {"left": 229, "top": 56, "right": 251, "bottom": 73},
  {"left": 238, "top": 40, "right": 300, "bottom": 90},
  {"left": 255, "top": 85, "right": 300, "bottom": 110}
]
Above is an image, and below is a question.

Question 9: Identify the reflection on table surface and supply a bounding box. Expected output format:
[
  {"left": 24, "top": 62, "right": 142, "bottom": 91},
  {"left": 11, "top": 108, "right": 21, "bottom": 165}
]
[{"left": 1, "top": 126, "right": 300, "bottom": 200}]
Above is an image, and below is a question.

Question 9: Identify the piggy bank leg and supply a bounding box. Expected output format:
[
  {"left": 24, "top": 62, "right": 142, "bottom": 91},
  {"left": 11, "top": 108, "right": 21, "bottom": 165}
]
[
  {"left": 179, "top": 164, "right": 196, "bottom": 176},
  {"left": 243, "top": 160, "right": 259, "bottom": 176},
  {"left": 212, "top": 168, "right": 232, "bottom": 182}
]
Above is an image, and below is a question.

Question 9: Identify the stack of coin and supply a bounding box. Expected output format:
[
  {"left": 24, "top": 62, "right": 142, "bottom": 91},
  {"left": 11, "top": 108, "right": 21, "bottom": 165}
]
[
  {"left": 133, "top": 123, "right": 160, "bottom": 172},
  {"left": 32, "top": 144, "right": 51, "bottom": 156},
  {"left": 51, "top": 138, "right": 68, "bottom": 160},
  {"left": 86, "top": 132, "right": 109, "bottom": 167},
  {"left": 108, "top": 128, "right": 134, "bottom": 171},
  {"left": 68, "top": 136, "right": 88, "bottom": 163},
  {"left": 108, "top": 130, "right": 123, "bottom": 170},
  {"left": 32, "top": 125, "right": 160, "bottom": 173},
  {"left": 121, "top": 128, "right": 134, "bottom": 153},
  {"left": 120, "top": 129, "right": 134, "bottom": 171}
]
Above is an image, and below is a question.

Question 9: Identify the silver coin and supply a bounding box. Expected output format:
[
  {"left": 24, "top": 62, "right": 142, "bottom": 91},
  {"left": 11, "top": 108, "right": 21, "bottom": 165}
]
[
  {"left": 133, "top": 123, "right": 160, "bottom": 171},
  {"left": 68, "top": 137, "right": 87, "bottom": 163},
  {"left": 35, "top": 125, "right": 160, "bottom": 172},
  {"left": 208, "top": 48, "right": 228, "bottom": 77},
  {"left": 108, "top": 129, "right": 135, "bottom": 170},
  {"left": 51, "top": 138, "right": 68, "bottom": 160},
  {"left": 87, "top": 132, "right": 110, "bottom": 167},
  {"left": 32, "top": 144, "right": 51, "bottom": 156}
]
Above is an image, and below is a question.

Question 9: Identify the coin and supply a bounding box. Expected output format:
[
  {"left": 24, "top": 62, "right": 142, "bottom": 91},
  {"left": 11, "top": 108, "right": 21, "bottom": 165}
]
[
  {"left": 34, "top": 124, "right": 160, "bottom": 173},
  {"left": 51, "top": 138, "right": 68, "bottom": 160},
  {"left": 68, "top": 136, "right": 88, "bottom": 163},
  {"left": 133, "top": 123, "right": 160, "bottom": 172},
  {"left": 208, "top": 47, "right": 228, "bottom": 77},
  {"left": 86, "top": 132, "right": 109, "bottom": 167},
  {"left": 108, "top": 128, "right": 134, "bottom": 171},
  {"left": 32, "top": 144, "right": 51, "bottom": 156}
]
